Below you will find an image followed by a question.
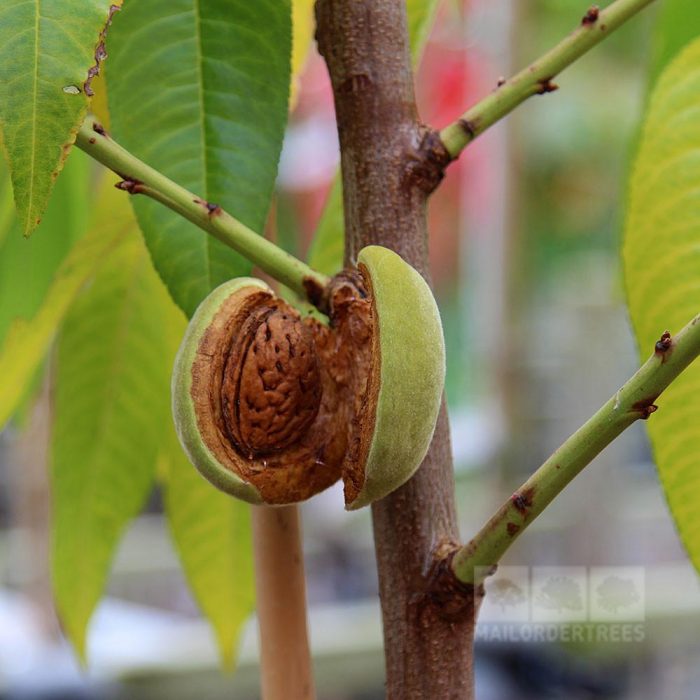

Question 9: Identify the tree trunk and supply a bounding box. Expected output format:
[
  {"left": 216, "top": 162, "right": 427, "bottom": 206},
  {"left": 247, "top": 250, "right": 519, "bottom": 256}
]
[{"left": 316, "top": 1, "right": 479, "bottom": 697}]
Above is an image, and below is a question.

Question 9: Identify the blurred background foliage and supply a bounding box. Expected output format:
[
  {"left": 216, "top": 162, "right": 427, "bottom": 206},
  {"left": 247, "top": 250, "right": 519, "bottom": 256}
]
[{"left": 1, "top": 0, "right": 700, "bottom": 698}]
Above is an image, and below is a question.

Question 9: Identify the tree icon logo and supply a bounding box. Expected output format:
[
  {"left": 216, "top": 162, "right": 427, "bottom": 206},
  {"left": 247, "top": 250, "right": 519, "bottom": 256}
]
[
  {"left": 596, "top": 575, "right": 640, "bottom": 613},
  {"left": 489, "top": 577, "right": 527, "bottom": 612},
  {"left": 536, "top": 575, "right": 584, "bottom": 613}
]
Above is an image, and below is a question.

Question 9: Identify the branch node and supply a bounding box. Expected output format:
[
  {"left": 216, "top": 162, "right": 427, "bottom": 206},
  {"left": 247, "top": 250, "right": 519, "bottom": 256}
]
[
  {"left": 420, "top": 541, "right": 483, "bottom": 623},
  {"left": 537, "top": 78, "right": 559, "bottom": 95},
  {"left": 403, "top": 126, "right": 452, "bottom": 195},
  {"left": 92, "top": 121, "right": 108, "bottom": 138},
  {"left": 632, "top": 400, "right": 659, "bottom": 420},
  {"left": 511, "top": 486, "right": 536, "bottom": 518},
  {"left": 506, "top": 522, "right": 520, "bottom": 537},
  {"left": 193, "top": 198, "right": 222, "bottom": 216},
  {"left": 115, "top": 178, "right": 144, "bottom": 195},
  {"left": 581, "top": 5, "right": 600, "bottom": 25},
  {"left": 655, "top": 330, "right": 673, "bottom": 359},
  {"left": 458, "top": 118, "right": 478, "bottom": 139}
]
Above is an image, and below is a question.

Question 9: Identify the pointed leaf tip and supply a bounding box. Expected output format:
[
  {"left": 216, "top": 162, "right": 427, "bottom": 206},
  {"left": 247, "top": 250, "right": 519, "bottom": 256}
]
[{"left": 0, "top": 1, "right": 122, "bottom": 236}]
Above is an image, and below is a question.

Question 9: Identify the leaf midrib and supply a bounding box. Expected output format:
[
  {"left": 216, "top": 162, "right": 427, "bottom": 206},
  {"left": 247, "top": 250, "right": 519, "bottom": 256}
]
[
  {"left": 73, "top": 243, "right": 146, "bottom": 607},
  {"left": 192, "top": 0, "right": 214, "bottom": 292},
  {"left": 26, "top": 0, "right": 40, "bottom": 234}
]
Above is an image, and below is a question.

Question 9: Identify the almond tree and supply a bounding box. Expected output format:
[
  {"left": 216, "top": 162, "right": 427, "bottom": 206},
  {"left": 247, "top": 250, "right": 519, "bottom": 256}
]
[{"left": 1, "top": 1, "right": 699, "bottom": 698}]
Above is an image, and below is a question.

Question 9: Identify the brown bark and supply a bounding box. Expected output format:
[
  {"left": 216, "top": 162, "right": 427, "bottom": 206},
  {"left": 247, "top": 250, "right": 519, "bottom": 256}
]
[{"left": 316, "top": 1, "right": 478, "bottom": 697}]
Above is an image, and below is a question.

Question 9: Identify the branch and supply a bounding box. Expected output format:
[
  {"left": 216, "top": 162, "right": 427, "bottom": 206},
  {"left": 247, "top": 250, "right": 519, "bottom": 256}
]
[
  {"left": 75, "top": 117, "right": 330, "bottom": 306},
  {"left": 439, "top": 0, "right": 658, "bottom": 159},
  {"left": 453, "top": 316, "right": 700, "bottom": 585}
]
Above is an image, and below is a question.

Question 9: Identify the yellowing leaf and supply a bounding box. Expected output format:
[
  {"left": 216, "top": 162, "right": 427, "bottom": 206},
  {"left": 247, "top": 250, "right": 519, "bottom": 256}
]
[
  {"left": 159, "top": 299, "right": 255, "bottom": 668},
  {"left": 88, "top": 71, "right": 111, "bottom": 131},
  {"left": 290, "top": 0, "right": 316, "bottom": 109},
  {"left": 623, "top": 37, "right": 700, "bottom": 575},
  {"left": 0, "top": 180, "right": 126, "bottom": 430},
  {"left": 407, "top": 0, "right": 440, "bottom": 65},
  {"left": 307, "top": 177, "right": 344, "bottom": 276},
  {"left": 161, "top": 428, "right": 255, "bottom": 669},
  {"left": 0, "top": 171, "right": 13, "bottom": 248},
  {"left": 0, "top": 1, "right": 121, "bottom": 234},
  {"left": 649, "top": 0, "right": 700, "bottom": 87},
  {"left": 51, "top": 219, "right": 174, "bottom": 660},
  {"left": 0, "top": 148, "right": 92, "bottom": 347}
]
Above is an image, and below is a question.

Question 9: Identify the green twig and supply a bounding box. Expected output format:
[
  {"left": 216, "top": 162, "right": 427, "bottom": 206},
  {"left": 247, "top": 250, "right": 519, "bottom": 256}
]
[
  {"left": 75, "top": 116, "right": 330, "bottom": 306},
  {"left": 453, "top": 316, "right": 700, "bottom": 585},
  {"left": 439, "top": 0, "right": 658, "bottom": 158}
]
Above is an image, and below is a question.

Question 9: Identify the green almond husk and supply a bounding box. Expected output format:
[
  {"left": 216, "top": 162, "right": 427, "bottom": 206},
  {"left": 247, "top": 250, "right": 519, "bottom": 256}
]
[{"left": 346, "top": 246, "right": 445, "bottom": 509}]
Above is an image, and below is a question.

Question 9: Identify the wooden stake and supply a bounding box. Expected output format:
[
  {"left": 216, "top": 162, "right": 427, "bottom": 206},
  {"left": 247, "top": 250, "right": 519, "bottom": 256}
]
[{"left": 252, "top": 505, "right": 315, "bottom": 700}]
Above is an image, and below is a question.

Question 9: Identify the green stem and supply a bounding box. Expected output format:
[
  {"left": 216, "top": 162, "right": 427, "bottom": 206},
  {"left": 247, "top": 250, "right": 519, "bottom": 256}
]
[
  {"left": 75, "top": 116, "right": 330, "bottom": 305},
  {"left": 453, "top": 316, "right": 700, "bottom": 585},
  {"left": 440, "top": 0, "right": 657, "bottom": 158}
]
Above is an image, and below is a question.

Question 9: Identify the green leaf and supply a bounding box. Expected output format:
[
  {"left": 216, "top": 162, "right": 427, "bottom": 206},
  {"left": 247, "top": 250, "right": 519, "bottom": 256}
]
[
  {"left": 0, "top": 178, "right": 126, "bottom": 430},
  {"left": 0, "top": 147, "right": 93, "bottom": 425},
  {"left": 51, "top": 216, "right": 173, "bottom": 659},
  {"left": 407, "top": 0, "right": 440, "bottom": 65},
  {"left": 306, "top": 177, "right": 344, "bottom": 276},
  {"left": 106, "top": 0, "right": 292, "bottom": 317},
  {"left": 623, "top": 38, "right": 700, "bottom": 576},
  {"left": 649, "top": 0, "right": 700, "bottom": 86},
  {"left": 0, "top": 167, "right": 14, "bottom": 249},
  {"left": 0, "top": 149, "right": 92, "bottom": 347},
  {"left": 307, "top": 0, "right": 438, "bottom": 274},
  {"left": 290, "top": 0, "right": 316, "bottom": 108},
  {"left": 0, "top": 1, "right": 120, "bottom": 235}
]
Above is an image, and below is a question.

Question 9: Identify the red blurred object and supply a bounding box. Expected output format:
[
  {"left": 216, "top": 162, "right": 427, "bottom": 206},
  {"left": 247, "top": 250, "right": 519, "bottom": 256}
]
[{"left": 282, "top": 1, "right": 498, "bottom": 291}]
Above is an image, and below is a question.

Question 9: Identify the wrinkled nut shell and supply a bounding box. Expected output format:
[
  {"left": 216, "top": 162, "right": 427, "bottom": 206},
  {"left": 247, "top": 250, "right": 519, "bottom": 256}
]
[
  {"left": 171, "top": 277, "right": 347, "bottom": 505},
  {"left": 221, "top": 301, "right": 321, "bottom": 455},
  {"left": 171, "top": 247, "right": 446, "bottom": 508}
]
